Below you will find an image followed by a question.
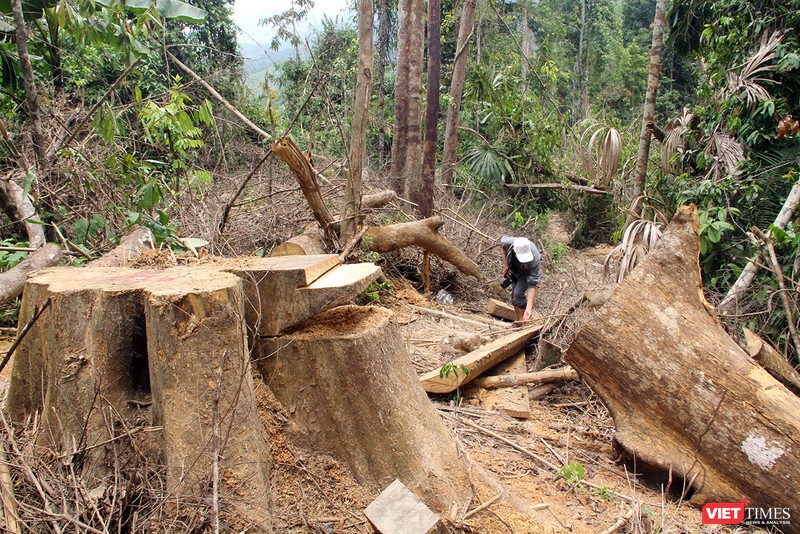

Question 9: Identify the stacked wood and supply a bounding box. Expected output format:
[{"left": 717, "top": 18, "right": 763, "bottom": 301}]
[{"left": 564, "top": 205, "right": 800, "bottom": 509}]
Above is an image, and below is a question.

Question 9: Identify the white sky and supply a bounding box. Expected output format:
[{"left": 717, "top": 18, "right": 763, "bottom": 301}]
[{"left": 232, "top": 0, "right": 353, "bottom": 48}]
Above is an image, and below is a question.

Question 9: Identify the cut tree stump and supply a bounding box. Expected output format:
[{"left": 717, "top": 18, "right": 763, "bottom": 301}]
[
  {"left": 254, "top": 305, "right": 472, "bottom": 513},
  {"left": 564, "top": 205, "right": 800, "bottom": 509},
  {"left": 3, "top": 266, "right": 273, "bottom": 531},
  {"left": 464, "top": 351, "right": 530, "bottom": 418},
  {"left": 419, "top": 322, "right": 544, "bottom": 394}
]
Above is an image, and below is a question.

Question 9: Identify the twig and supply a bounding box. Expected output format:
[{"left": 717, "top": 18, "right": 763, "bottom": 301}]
[
  {"left": 439, "top": 208, "right": 495, "bottom": 241},
  {"left": 463, "top": 493, "right": 501, "bottom": 519},
  {"left": 212, "top": 351, "right": 227, "bottom": 534},
  {"left": 0, "top": 299, "right": 50, "bottom": 375},
  {"left": 218, "top": 150, "right": 272, "bottom": 234},
  {"left": 0, "top": 246, "right": 37, "bottom": 252},
  {"left": 405, "top": 303, "right": 502, "bottom": 331},
  {"left": 338, "top": 225, "right": 370, "bottom": 261},
  {"left": 455, "top": 417, "right": 559, "bottom": 472},
  {"left": 0, "top": 442, "right": 20, "bottom": 534},
  {"left": 600, "top": 505, "right": 637, "bottom": 534}
]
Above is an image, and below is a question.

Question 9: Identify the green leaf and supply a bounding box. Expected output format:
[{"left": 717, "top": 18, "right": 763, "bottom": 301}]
[
  {"left": 154, "top": 0, "right": 206, "bottom": 22},
  {"left": 183, "top": 237, "right": 208, "bottom": 249}
]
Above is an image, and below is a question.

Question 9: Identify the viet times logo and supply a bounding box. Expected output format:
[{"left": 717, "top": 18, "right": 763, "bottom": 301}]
[{"left": 702, "top": 500, "right": 792, "bottom": 528}]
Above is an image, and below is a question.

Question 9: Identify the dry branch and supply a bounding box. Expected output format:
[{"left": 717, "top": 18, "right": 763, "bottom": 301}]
[
  {"left": 505, "top": 183, "right": 608, "bottom": 195},
  {"left": 0, "top": 172, "right": 46, "bottom": 248},
  {"left": 364, "top": 216, "right": 484, "bottom": 280},
  {"left": 471, "top": 367, "right": 579, "bottom": 389},
  {"left": 0, "top": 244, "right": 62, "bottom": 304}
]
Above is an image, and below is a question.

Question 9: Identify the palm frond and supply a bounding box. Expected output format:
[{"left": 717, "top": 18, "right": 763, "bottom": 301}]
[
  {"left": 705, "top": 131, "right": 744, "bottom": 181},
  {"left": 604, "top": 214, "right": 665, "bottom": 282},
  {"left": 722, "top": 31, "right": 782, "bottom": 107},
  {"left": 576, "top": 122, "right": 622, "bottom": 188},
  {"left": 661, "top": 108, "right": 696, "bottom": 174}
]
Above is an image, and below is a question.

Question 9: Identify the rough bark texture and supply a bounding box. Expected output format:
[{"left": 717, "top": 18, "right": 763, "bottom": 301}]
[
  {"left": 0, "top": 244, "right": 61, "bottom": 303},
  {"left": 2, "top": 266, "right": 273, "bottom": 531},
  {"left": 627, "top": 0, "right": 667, "bottom": 224},
  {"left": 441, "top": 0, "right": 476, "bottom": 186},
  {"left": 471, "top": 367, "right": 579, "bottom": 390},
  {"left": 416, "top": 0, "right": 441, "bottom": 218},
  {"left": 254, "top": 305, "right": 472, "bottom": 513},
  {"left": 88, "top": 226, "right": 153, "bottom": 267},
  {"left": 564, "top": 205, "right": 800, "bottom": 509},
  {"left": 270, "top": 225, "right": 326, "bottom": 256},
  {"left": 744, "top": 328, "right": 800, "bottom": 396},
  {"left": 390, "top": 0, "right": 425, "bottom": 196},
  {"left": 364, "top": 217, "right": 484, "bottom": 280},
  {"left": 342, "top": 0, "right": 374, "bottom": 241},
  {"left": 375, "top": 0, "right": 390, "bottom": 168}
]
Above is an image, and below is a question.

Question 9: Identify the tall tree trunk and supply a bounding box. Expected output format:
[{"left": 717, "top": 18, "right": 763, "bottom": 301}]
[
  {"left": 575, "top": 0, "right": 589, "bottom": 121},
  {"left": 11, "top": 0, "right": 47, "bottom": 169},
  {"left": 376, "top": 0, "right": 390, "bottom": 170},
  {"left": 520, "top": 1, "right": 530, "bottom": 91},
  {"left": 441, "top": 0, "right": 477, "bottom": 187},
  {"left": 627, "top": 0, "right": 667, "bottom": 227},
  {"left": 342, "top": 0, "right": 374, "bottom": 241},
  {"left": 389, "top": 0, "right": 425, "bottom": 196},
  {"left": 415, "top": 0, "right": 441, "bottom": 218}
]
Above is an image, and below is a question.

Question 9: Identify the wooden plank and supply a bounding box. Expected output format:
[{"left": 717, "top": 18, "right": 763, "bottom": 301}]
[
  {"left": 365, "top": 479, "right": 443, "bottom": 534},
  {"left": 468, "top": 351, "right": 530, "bottom": 418},
  {"left": 419, "top": 322, "right": 543, "bottom": 394},
  {"left": 486, "top": 298, "right": 516, "bottom": 321}
]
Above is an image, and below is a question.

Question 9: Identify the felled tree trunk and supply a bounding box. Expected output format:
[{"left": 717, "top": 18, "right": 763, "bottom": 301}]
[
  {"left": 270, "top": 225, "right": 326, "bottom": 256},
  {"left": 0, "top": 244, "right": 62, "bottom": 303},
  {"left": 564, "top": 205, "right": 800, "bottom": 509},
  {"left": 365, "top": 216, "right": 484, "bottom": 280},
  {"left": 254, "top": 305, "right": 472, "bottom": 513}
]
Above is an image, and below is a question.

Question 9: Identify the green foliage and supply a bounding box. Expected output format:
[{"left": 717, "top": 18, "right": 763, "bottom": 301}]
[
  {"left": 558, "top": 461, "right": 586, "bottom": 484},
  {"left": 439, "top": 362, "right": 470, "bottom": 381},
  {"left": 356, "top": 280, "right": 393, "bottom": 304},
  {"left": 0, "top": 239, "right": 29, "bottom": 270},
  {"left": 697, "top": 206, "right": 736, "bottom": 255}
]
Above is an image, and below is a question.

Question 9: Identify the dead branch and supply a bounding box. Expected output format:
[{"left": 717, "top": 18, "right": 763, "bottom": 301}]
[
  {"left": 505, "top": 183, "right": 608, "bottom": 195},
  {"left": 0, "top": 244, "right": 62, "bottom": 304},
  {"left": 0, "top": 298, "right": 50, "bottom": 374},
  {"left": 0, "top": 172, "right": 46, "bottom": 248},
  {"left": 744, "top": 328, "right": 800, "bottom": 396},
  {"left": 218, "top": 150, "right": 272, "bottom": 235},
  {"left": 471, "top": 367, "right": 579, "bottom": 389},
  {"left": 364, "top": 216, "right": 484, "bottom": 280},
  {"left": 362, "top": 189, "right": 397, "bottom": 209},
  {"left": 0, "top": 442, "right": 20, "bottom": 534}
]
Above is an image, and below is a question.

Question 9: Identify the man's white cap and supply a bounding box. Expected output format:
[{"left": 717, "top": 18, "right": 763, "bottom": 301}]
[{"left": 513, "top": 237, "right": 534, "bottom": 263}]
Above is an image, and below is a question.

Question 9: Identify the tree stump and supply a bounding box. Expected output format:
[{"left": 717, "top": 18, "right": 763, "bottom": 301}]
[
  {"left": 564, "top": 205, "right": 800, "bottom": 510},
  {"left": 254, "top": 305, "right": 472, "bottom": 513},
  {"left": 3, "top": 266, "right": 273, "bottom": 531}
]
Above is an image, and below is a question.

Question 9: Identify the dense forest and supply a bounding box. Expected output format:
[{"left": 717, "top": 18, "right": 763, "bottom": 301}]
[{"left": 0, "top": 0, "right": 799, "bottom": 531}]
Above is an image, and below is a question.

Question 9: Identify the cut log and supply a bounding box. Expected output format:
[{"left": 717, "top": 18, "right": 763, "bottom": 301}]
[
  {"left": 365, "top": 217, "right": 484, "bottom": 280},
  {"left": 270, "top": 225, "right": 326, "bottom": 256},
  {"left": 465, "top": 351, "right": 531, "bottom": 418},
  {"left": 471, "top": 367, "right": 579, "bottom": 390},
  {"left": 486, "top": 298, "right": 516, "bottom": 321},
  {"left": 420, "top": 322, "right": 544, "bottom": 394},
  {"left": 88, "top": 226, "right": 153, "bottom": 267},
  {"left": 2, "top": 266, "right": 272, "bottom": 531},
  {"left": 254, "top": 305, "right": 472, "bottom": 513},
  {"left": 564, "top": 205, "right": 800, "bottom": 509},
  {"left": 363, "top": 189, "right": 397, "bottom": 209},
  {"left": 743, "top": 327, "right": 800, "bottom": 396},
  {"left": 0, "top": 244, "right": 62, "bottom": 304}
]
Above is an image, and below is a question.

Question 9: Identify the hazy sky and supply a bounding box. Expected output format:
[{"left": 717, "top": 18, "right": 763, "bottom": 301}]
[{"left": 232, "top": 0, "right": 353, "bottom": 49}]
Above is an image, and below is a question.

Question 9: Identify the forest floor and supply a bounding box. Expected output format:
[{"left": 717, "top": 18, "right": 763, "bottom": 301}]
[{"left": 0, "top": 152, "right": 776, "bottom": 533}]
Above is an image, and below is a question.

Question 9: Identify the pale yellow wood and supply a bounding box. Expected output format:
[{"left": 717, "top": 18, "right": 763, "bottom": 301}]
[
  {"left": 307, "top": 263, "right": 381, "bottom": 289},
  {"left": 469, "top": 351, "right": 530, "bottom": 418},
  {"left": 419, "top": 323, "right": 543, "bottom": 394},
  {"left": 486, "top": 298, "right": 516, "bottom": 321}
]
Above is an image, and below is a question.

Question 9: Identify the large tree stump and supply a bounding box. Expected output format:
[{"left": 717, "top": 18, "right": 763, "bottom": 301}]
[
  {"left": 3, "top": 266, "right": 273, "bottom": 531},
  {"left": 564, "top": 205, "right": 800, "bottom": 510},
  {"left": 254, "top": 305, "right": 472, "bottom": 513}
]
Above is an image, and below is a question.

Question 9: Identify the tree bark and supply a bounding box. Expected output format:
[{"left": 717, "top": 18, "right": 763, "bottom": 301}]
[
  {"left": 0, "top": 244, "right": 61, "bottom": 304},
  {"left": 389, "top": 0, "right": 425, "bottom": 196},
  {"left": 342, "top": 0, "right": 374, "bottom": 241},
  {"left": 743, "top": 328, "right": 800, "bottom": 396},
  {"left": 270, "top": 225, "right": 326, "bottom": 256},
  {"left": 471, "top": 367, "right": 580, "bottom": 389},
  {"left": 627, "top": 0, "right": 667, "bottom": 226},
  {"left": 564, "top": 205, "right": 800, "bottom": 509},
  {"left": 375, "top": 0, "right": 390, "bottom": 169},
  {"left": 415, "top": 0, "right": 441, "bottom": 218},
  {"left": 10, "top": 0, "right": 47, "bottom": 169},
  {"left": 441, "top": 0, "right": 476, "bottom": 187},
  {"left": 254, "top": 305, "right": 472, "bottom": 513},
  {"left": 364, "top": 216, "right": 484, "bottom": 280},
  {"left": 0, "top": 172, "right": 46, "bottom": 248}
]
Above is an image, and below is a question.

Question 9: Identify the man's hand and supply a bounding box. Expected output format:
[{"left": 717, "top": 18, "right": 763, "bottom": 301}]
[{"left": 523, "top": 308, "right": 532, "bottom": 322}]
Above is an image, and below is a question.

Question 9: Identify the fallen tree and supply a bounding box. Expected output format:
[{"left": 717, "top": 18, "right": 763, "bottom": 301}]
[{"left": 564, "top": 205, "right": 800, "bottom": 509}]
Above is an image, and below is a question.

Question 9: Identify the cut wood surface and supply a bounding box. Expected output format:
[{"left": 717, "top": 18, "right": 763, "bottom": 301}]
[
  {"left": 564, "top": 205, "right": 800, "bottom": 509},
  {"left": 744, "top": 327, "right": 800, "bottom": 396},
  {"left": 466, "top": 351, "right": 530, "bottom": 418},
  {"left": 270, "top": 225, "right": 326, "bottom": 256},
  {"left": 420, "top": 322, "right": 543, "bottom": 394},
  {"left": 471, "top": 366, "right": 579, "bottom": 390},
  {"left": 486, "top": 298, "right": 516, "bottom": 321}
]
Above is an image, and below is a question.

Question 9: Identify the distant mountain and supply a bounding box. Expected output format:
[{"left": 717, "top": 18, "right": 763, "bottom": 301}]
[{"left": 239, "top": 42, "right": 295, "bottom": 93}]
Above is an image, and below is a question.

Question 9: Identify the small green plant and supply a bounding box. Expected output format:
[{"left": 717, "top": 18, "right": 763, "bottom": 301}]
[
  {"left": 547, "top": 242, "right": 570, "bottom": 264},
  {"left": 439, "top": 362, "right": 471, "bottom": 381},
  {"left": 558, "top": 461, "right": 586, "bottom": 485},
  {"left": 0, "top": 240, "right": 29, "bottom": 270},
  {"left": 511, "top": 211, "right": 525, "bottom": 229},
  {"left": 592, "top": 486, "right": 615, "bottom": 502},
  {"left": 356, "top": 280, "right": 392, "bottom": 305}
]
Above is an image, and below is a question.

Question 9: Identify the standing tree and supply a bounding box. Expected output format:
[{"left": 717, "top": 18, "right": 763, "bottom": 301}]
[
  {"left": 441, "top": 0, "right": 477, "bottom": 187},
  {"left": 389, "top": 0, "right": 425, "bottom": 196},
  {"left": 375, "top": 0, "right": 392, "bottom": 169},
  {"left": 416, "top": 0, "right": 441, "bottom": 218}
]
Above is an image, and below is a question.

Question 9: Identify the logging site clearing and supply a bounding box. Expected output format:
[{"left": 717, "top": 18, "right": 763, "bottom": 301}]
[{"left": 0, "top": 164, "right": 796, "bottom": 534}]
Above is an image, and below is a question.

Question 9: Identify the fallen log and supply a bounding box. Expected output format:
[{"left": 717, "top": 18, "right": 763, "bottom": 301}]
[
  {"left": 471, "top": 367, "right": 579, "bottom": 390},
  {"left": 564, "top": 205, "right": 800, "bottom": 509},
  {"left": 270, "top": 225, "right": 326, "bottom": 256},
  {"left": 420, "top": 322, "right": 543, "bottom": 394},
  {"left": 486, "top": 298, "right": 516, "bottom": 321},
  {"left": 0, "top": 244, "right": 62, "bottom": 304},
  {"left": 743, "top": 328, "right": 800, "bottom": 396},
  {"left": 362, "top": 189, "right": 397, "bottom": 209},
  {"left": 365, "top": 216, "right": 484, "bottom": 280}
]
